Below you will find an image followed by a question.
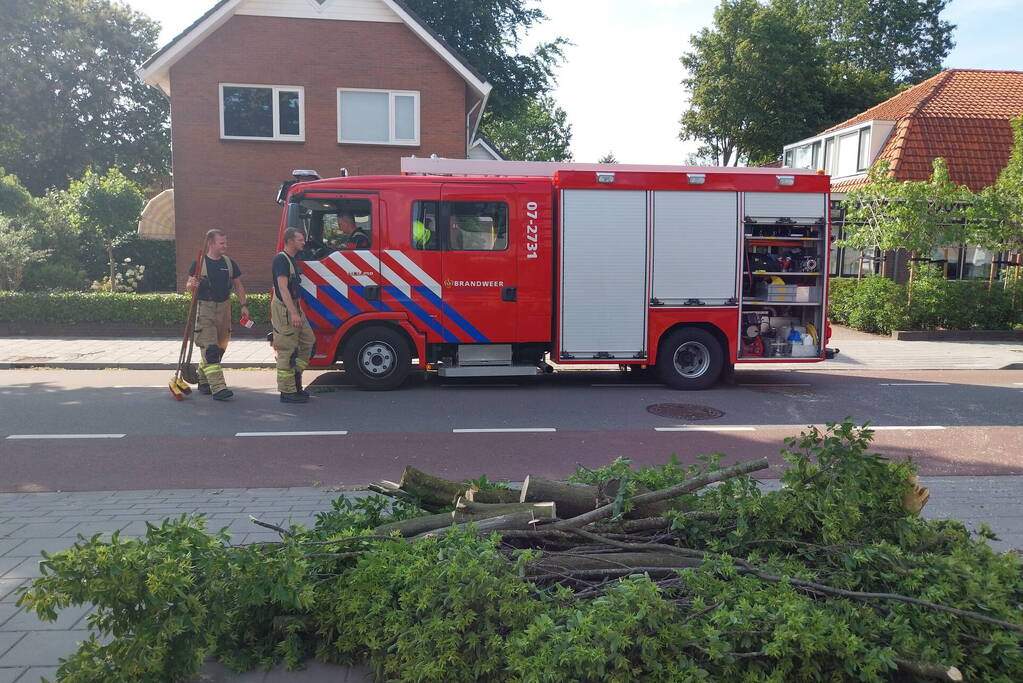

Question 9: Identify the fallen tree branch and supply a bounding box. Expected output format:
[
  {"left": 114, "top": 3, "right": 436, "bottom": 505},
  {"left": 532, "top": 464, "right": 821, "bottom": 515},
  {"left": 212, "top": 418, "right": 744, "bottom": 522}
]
[
  {"left": 554, "top": 458, "right": 769, "bottom": 529},
  {"left": 894, "top": 657, "right": 963, "bottom": 681}
]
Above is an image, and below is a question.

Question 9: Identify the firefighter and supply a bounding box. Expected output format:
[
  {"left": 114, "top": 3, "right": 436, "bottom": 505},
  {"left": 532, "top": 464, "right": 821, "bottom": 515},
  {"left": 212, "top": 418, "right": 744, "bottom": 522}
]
[
  {"left": 338, "top": 211, "right": 370, "bottom": 249},
  {"left": 186, "top": 229, "right": 248, "bottom": 401},
  {"left": 272, "top": 227, "right": 315, "bottom": 403},
  {"left": 413, "top": 216, "right": 434, "bottom": 248}
]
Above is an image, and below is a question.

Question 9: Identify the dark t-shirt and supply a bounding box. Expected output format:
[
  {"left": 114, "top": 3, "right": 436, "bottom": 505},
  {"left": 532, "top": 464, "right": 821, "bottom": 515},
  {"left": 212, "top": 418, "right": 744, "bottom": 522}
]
[
  {"left": 188, "top": 256, "right": 241, "bottom": 302},
  {"left": 272, "top": 252, "right": 302, "bottom": 301}
]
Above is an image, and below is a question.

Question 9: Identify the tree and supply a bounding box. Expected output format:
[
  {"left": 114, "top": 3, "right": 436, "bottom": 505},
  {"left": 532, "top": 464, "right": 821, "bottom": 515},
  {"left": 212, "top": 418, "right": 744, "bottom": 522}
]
[
  {"left": 680, "top": 0, "right": 826, "bottom": 165},
  {"left": 598, "top": 152, "right": 617, "bottom": 164},
  {"left": 483, "top": 96, "right": 573, "bottom": 162},
  {"left": 401, "top": 0, "right": 567, "bottom": 121},
  {"left": 0, "top": 0, "right": 169, "bottom": 194},
  {"left": 680, "top": 0, "right": 956, "bottom": 165},
  {"left": 0, "top": 217, "right": 50, "bottom": 291},
  {"left": 58, "top": 169, "right": 144, "bottom": 290},
  {"left": 970, "top": 116, "right": 1023, "bottom": 254}
]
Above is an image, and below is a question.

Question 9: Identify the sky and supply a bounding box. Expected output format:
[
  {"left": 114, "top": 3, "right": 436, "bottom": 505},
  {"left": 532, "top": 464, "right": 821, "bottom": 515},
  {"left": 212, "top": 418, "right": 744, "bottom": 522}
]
[{"left": 126, "top": 0, "right": 1023, "bottom": 164}]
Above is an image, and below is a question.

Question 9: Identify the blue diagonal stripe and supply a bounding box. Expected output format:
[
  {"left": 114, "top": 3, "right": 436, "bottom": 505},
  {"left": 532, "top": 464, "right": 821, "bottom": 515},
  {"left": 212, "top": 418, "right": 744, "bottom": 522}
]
[
  {"left": 318, "top": 285, "right": 361, "bottom": 317},
  {"left": 414, "top": 286, "right": 490, "bottom": 343},
  {"left": 301, "top": 289, "right": 341, "bottom": 328},
  {"left": 383, "top": 287, "right": 459, "bottom": 342}
]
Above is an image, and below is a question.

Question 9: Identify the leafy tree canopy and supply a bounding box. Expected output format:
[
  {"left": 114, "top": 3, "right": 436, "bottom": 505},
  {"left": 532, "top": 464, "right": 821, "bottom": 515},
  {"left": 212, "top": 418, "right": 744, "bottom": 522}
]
[
  {"left": 402, "top": 0, "right": 567, "bottom": 120},
  {"left": 482, "top": 96, "right": 573, "bottom": 162},
  {"left": 0, "top": 0, "right": 170, "bottom": 195},
  {"left": 681, "top": 0, "right": 956, "bottom": 165}
]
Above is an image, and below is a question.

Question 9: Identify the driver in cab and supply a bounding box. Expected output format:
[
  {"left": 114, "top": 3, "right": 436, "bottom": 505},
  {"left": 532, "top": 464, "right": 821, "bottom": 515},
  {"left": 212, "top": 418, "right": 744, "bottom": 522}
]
[{"left": 338, "top": 211, "right": 370, "bottom": 250}]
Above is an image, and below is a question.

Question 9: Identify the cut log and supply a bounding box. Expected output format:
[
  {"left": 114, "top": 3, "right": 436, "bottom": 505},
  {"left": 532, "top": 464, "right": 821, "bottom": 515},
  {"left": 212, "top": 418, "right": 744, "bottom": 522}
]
[
  {"left": 894, "top": 658, "right": 963, "bottom": 681},
  {"left": 454, "top": 498, "right": 557, "bottom": 518},
  {"left": 520, "top": 476, "right": 601, "bottom": 517},
  {"left": 465, "top": 485, "right": 520, "bottom": 504},
  {"left": 374, "top": 500, "right": 556, "bottom": 537},
  {"left": 414, "top": 511, "right": 555, "bottom": 540},
  {"left": 398, "top": 466, "right": 469, "bottom": 509}
]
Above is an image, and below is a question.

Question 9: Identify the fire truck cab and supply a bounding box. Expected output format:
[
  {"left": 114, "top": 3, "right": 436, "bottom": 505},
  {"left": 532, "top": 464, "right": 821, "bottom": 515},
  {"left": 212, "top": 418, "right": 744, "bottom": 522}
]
[{"left": 275, "top": 160, "right": 834, "bottom": 391}]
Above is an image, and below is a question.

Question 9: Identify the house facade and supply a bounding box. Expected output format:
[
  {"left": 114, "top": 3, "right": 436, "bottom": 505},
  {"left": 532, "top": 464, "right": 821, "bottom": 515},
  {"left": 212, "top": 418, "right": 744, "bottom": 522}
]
[
  {"left": 781, "top": 69, "right": 1023, "bottom": 280},
  {"left": 139, "top": 0, "right": 494, "bottom": 290}
]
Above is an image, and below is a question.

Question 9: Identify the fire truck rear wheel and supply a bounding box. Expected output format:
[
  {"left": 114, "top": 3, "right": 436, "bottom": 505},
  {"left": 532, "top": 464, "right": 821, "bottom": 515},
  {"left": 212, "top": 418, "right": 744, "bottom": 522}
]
[
  {"left": 656, "top": 328, "right": 724, "bottom": 390},
  {"left": 343, "top": 327, "right": 411, "bottom": 391}
]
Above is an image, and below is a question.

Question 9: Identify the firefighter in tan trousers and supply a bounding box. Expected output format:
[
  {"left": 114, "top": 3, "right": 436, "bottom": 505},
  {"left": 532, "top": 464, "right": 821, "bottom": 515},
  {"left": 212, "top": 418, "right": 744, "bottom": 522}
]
[
  {"left": 186, "top": 229, "right": 249, "bottom": 401},
  {"left": 272, "top": 227, "right": 315, "bottom": 403}
]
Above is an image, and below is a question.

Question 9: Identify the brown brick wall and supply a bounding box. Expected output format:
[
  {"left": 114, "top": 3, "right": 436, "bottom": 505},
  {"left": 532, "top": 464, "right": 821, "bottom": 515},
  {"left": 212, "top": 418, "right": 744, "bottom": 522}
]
[{"left": 169, "top": 15, "right": 469, "bottom": 291}]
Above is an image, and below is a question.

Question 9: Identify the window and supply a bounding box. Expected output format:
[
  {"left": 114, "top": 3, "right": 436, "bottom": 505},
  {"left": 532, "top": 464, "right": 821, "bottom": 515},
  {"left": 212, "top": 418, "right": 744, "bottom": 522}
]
[
  {"left": 220, "top": 84, "right": 303, "bottom": 140},
  {"left": 338, "top": 89, "right": 420, "bottom": 145},
  {"left": 857, "top": 128, "right": 871, "bottom": 172},
  {"left": 294, "top": 197, "right": 374, "bottom": 258},
  {"left": 411, "top": 201, "right": 508, "bottom": 251},
  {"left": 836, "top": 133, "right": 860, "bottom": 177},
  {"left": 824, "top": 137, "right": 836, "bottom": 175},
  {"left": 783, "top": 149, "right": 794, "bottom": 167}
]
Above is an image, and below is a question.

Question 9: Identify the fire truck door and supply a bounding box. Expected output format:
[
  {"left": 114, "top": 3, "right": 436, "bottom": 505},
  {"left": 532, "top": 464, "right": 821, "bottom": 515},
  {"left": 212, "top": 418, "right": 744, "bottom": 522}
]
[{"left": 438, "top": 183, "right": 518, "bottom": 343}]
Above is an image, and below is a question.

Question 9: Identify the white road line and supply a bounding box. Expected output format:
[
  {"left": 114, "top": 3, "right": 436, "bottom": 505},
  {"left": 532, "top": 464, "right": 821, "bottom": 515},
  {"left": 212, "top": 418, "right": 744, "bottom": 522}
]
[
  {"left": 869, "top": 426, "right": 946, "bottom": 430},
  {"left": 453, "top": 428, "right": 556, "bottom": 433},
  {"left": 738, "top": 383, "right": 811, "bottom": 387},
  {"left": 235, "top": 431, "right": 348, "bottom": 437},
  {"left": 113, "top": 385, "right": 171, "bottom": 388},
  {"left": 591, "top": 383, "right": 666, "bottom": 387},
  {"left": 879, "top": 383, "right": 950, "bottom": 387},
  {"left": 1013, "top": 383, "right": 1023, "bottom": 386},
  {"left": 6, "top": 434, "right": 126, "bottom": 440},
  {"left": 440, "top": 384, "right": 517, "bottom": 388},
  {"left": 655, "top": 426, "right": 756, "bottom": 432}
]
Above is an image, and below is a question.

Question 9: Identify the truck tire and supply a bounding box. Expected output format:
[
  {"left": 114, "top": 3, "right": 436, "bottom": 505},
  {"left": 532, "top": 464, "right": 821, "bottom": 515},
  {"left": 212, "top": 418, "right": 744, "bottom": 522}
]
[
  {"left": 656, "top": 328, "right": 724, "bottom": 390},
  {"left": 343, "top": 327, "right": 411, "bottom": 391}
]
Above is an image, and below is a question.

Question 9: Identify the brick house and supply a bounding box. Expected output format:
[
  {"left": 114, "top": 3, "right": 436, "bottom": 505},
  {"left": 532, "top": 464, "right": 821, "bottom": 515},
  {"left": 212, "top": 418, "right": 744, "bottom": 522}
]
[
  {"left": 138, "top": 0, "right": 494, "bottom": 290},
  {"left": 781, "top": 69, "right": 1023, "bottom": 280}
]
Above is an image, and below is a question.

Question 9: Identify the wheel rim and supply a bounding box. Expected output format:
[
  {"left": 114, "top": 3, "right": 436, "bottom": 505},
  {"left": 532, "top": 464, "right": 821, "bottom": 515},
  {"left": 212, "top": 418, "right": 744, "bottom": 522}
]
[
  {"left": 672, "top": 341, "right": 711, "bottom": 378},
  {"left": 358, "top": 341, "right": 396, "bottom": 377}
]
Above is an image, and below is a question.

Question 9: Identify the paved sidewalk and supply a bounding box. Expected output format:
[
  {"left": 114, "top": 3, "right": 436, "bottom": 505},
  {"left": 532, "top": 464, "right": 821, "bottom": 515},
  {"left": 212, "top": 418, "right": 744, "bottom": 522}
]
[
  {"left": 0, "top": 326, "right": 1021, "bottom": 371},
  {"left": 1, "top": 480, "right": 1020, "bottom": 682}
]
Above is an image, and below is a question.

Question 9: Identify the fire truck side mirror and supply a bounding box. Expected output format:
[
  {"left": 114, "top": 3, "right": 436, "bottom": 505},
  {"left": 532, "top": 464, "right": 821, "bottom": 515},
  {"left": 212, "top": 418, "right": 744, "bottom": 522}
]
[{"left": 286, "top": 202, "right": 303, "bottom": 230}]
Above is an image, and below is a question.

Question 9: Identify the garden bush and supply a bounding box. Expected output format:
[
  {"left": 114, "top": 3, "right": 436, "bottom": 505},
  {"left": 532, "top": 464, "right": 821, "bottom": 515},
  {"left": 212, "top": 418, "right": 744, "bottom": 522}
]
[
  {"left": 15, "top": 422, "right": 1023, "bottom": 682},
  {"left": 0, "top": 291, "right": 269, "bottom": 325},
  {"left": 826, "top": 277, "right": 858, "bottom": 325},
  {"left": 846, "top": 276, "right": 908, "bottom": 335},
  {"left": 908, "top": 268, "right": 1022, "bottom": 330}
]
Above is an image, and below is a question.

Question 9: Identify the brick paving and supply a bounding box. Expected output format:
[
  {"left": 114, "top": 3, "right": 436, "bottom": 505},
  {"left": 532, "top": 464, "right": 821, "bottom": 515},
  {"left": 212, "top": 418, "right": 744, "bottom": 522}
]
[{"left": 1, "top": 479, "right": 1021, "bottom": 681}]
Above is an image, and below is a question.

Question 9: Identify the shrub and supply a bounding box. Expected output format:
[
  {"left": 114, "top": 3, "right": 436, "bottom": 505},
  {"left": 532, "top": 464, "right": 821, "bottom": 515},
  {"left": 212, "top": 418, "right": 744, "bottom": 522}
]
[
  {"left": 846, "top": 275, "right": 907, "bottom": 334},
  {"left": 826, "top": 277, "right": 858, "bottom": 325},
  {"left": 0, "top": 292, "right": 270, "bottom": 325},
  {"left": 908, "top": 269, "right": 1021, "bottom": 330},
  {"left": 20, "top": 261, "right": 90, "bottom": 292}
]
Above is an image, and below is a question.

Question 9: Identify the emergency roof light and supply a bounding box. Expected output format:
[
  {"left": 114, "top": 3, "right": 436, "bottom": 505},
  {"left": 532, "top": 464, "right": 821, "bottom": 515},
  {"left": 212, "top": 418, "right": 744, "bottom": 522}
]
[
  {"left": 687, "top": 173, "right": 706, "bottom": 185},
  {"left": 292, "top": 169, "right": 320, "bottom": 181},
  {"left": 776, "top": 175, "right": 795, "bottom": 186},
  {"left": 596, "top": 172, "right": 615, "bottom": 184}
]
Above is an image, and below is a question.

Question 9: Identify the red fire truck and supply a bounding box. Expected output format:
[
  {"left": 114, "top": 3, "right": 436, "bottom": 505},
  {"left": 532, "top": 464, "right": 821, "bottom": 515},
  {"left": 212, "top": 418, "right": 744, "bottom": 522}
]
[{"left": 274, "top": 159, "right": 836, "bottom": 391}]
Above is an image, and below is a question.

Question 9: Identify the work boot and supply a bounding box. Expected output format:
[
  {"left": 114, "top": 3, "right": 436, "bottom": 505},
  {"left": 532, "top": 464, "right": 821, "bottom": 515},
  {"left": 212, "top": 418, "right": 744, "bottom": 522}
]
[
  {"left": 198, "top": 383, "right": 212, "bottom": 395},
  {"left": 295, "top": 371, "right": 310, "bottom": 398},
  {"left": 212, "top": 389, "right": 234, "bottom": 401},
  {"left": 280, "top": 392, "right": 309, "bottom": 404}
]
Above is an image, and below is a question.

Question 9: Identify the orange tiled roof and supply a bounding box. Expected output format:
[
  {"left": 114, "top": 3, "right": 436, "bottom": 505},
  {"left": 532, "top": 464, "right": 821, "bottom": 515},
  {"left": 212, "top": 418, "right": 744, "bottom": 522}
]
[{"left": 822, "top": 69, "right": 1023, "bottom": 192}]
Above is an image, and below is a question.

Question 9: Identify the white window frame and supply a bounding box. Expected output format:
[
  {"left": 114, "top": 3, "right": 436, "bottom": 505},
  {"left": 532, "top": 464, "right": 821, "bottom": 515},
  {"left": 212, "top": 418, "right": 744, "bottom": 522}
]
[
  {"left": 337, "top": 88, "right": 420, "bottom": 146},
  {"left": 219, "top": 83, "right": 305, "bottom": 142}
]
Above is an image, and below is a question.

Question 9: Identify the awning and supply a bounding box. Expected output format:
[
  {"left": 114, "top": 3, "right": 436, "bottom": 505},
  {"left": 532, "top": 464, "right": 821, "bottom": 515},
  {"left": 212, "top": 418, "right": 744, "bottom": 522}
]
[{"left": 138, "top": 188, "right": 174, "bottom": 240}]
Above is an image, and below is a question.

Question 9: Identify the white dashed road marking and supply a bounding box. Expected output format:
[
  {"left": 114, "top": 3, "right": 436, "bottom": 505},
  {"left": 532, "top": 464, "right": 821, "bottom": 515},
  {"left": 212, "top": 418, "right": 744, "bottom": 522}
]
[
  {"left": 236, "top": 431, "right": 349, "bottom": 437},
  {"left": 6, "top": 433, "right": 126, "bottom": 440},
  {"left": 655, "top": 426, "right": 756, "bottom": 432},
  {"left": 879, "top": 383, "right": 950, "bottom": 387},
  {"left": 868, "top": 426, "right": 946, "bottom": 430},
  {"left": 453, "top": 428, "right": 556, "bottom": 433}
]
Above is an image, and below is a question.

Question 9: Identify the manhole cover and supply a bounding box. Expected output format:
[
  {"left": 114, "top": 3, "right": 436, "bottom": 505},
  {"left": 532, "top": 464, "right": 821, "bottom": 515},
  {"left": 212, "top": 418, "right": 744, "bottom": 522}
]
[{"left": 647, "top": 403, "right": 724, "bottom": 420}]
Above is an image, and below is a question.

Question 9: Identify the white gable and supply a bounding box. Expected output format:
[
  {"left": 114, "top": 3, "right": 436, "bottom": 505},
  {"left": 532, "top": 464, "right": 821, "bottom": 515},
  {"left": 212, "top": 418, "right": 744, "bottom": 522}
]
[{"left": 236, "top": 0, "right": 401, "bottom": 23}]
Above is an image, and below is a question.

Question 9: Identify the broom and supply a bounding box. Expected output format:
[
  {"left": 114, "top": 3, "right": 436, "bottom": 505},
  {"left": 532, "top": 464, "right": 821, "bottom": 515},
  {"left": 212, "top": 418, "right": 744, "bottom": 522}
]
[{"left": 168, "top": 246, "right": 206, "bottom": 400}]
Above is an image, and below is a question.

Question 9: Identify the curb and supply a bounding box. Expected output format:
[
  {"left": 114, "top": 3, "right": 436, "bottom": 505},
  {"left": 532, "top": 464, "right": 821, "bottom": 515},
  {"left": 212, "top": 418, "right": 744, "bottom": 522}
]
[
  {"left": 892, "top": 329, "right": 1023, "bottom": 342},
  {"left": 3, "top": 362, "right": 275, "bottom": 370}
]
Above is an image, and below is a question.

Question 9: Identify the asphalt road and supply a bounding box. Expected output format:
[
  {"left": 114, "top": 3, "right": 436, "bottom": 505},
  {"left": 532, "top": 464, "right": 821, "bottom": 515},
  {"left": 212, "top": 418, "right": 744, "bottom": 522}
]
[{"left": 1, "top": 367, "right": 1021, "bottom": 492}]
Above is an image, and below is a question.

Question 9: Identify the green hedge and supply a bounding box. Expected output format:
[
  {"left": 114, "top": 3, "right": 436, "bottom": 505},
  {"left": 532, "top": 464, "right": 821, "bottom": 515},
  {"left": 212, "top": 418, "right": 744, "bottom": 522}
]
[
  {"left": 828, "top": 275, "right": 1023, "bottom": 335},
  {"left": 0, "top": 292, "right": 270, "bottom": 326}
]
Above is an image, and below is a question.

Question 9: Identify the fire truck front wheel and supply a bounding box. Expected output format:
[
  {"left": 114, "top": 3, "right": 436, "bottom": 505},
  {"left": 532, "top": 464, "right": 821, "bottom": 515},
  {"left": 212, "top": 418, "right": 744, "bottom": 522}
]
[
  {"left": 656, "top": 328, "right": 724, "bottom": 390},
  {"left": 342, "top": 326, "right": 411, "bottom": 391}
]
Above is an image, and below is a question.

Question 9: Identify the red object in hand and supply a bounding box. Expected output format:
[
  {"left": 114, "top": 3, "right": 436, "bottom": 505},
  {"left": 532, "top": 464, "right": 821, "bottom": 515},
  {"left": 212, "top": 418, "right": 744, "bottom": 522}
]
[{"left": 239, "top": 314, "right": 254, "bottom": 329}]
